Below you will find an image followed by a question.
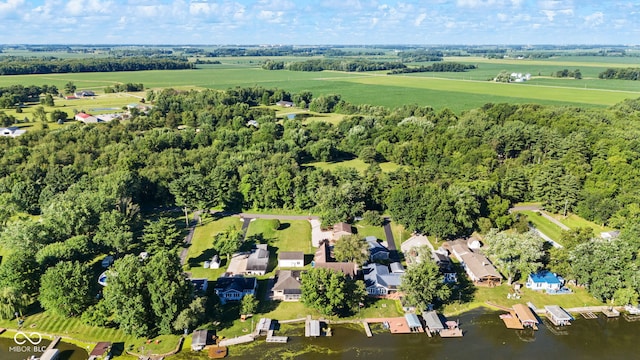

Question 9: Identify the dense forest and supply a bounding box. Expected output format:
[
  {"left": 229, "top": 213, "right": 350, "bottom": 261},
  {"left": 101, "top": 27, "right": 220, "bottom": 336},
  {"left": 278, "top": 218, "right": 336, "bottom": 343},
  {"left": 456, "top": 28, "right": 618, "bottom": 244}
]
[
  {"left": 1, "top": 85, "right": 640, "bottom": 335},
  {"left": 0, "top": 56, "right": 194, "bottom": 75}
]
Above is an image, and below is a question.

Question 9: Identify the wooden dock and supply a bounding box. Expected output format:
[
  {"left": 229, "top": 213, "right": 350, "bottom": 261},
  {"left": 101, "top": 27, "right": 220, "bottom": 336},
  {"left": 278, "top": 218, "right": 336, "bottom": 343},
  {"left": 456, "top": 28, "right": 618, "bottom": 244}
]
[
  {"left": 603, "top": 308, "right": 620, "bottom": 318},
  {"left": 581, "top": 312, "right": 598, "bottom": 319},
  {"left": 366, "top": 317, "right": 423, "bottom": 334},
  {"left": 265, "top": 330, "right": 288, "bottom": 343},
  {"left": 501, "top": 312, "right": 525, "bottom": 329},
  {"left": 362, "top": 321, "right": 373, "bottom": 337},
  {"left": 440, "top": 328, "right": 463, "bottom": 337},
  {"left": 46, "top": 336, "right": 61, "bottom": 351}
]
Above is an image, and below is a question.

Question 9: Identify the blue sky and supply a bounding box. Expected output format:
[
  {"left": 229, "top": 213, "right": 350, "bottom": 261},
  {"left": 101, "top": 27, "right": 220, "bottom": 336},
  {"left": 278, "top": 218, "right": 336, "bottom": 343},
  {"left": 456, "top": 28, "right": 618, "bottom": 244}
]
[{"left": 0, "top": 0, "right": 638, "bottom": 45}]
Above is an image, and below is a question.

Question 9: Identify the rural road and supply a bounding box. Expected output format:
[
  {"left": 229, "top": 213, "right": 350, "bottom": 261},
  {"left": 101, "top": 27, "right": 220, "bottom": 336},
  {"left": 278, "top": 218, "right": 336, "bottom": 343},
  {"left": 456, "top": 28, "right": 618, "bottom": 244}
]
[{"left": 237, "top": 213, "right": 319, "bottom": 221}]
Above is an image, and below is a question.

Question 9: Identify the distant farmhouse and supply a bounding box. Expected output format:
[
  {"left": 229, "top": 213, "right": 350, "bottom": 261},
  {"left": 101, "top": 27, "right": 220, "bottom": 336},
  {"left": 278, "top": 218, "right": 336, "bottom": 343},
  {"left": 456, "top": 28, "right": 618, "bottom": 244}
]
[
  {"left": 0, "top": 127, "right": 26, "bottom": 137},
  {"left": 74, "top": 90, "right": 96, "bottom": 97}
]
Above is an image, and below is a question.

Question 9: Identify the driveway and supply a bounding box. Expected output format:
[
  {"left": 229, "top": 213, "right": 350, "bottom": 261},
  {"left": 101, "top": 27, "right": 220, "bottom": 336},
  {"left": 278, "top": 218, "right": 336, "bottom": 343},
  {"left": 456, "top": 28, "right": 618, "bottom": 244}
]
[{"left": 309, "top": 219, "right": 331, "bottom": 247}]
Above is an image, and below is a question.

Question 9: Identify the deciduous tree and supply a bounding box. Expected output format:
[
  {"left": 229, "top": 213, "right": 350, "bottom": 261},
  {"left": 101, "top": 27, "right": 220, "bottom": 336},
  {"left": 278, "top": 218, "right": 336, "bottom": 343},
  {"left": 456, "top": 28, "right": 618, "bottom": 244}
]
[{"left": 483, "top": 229, "right": 545, "bottom": 284}]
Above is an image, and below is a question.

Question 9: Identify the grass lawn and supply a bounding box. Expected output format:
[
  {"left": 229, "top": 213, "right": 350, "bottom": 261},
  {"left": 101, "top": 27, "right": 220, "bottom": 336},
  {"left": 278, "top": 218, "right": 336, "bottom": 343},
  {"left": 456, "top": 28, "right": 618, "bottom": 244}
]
[
  {"left": 185, "top": 216, "right": 243, "bottom": 280},
  {"left": 0, "top": 312, "right": 179, "bottom": 358},
  {"left": 549, "top": 212, "right": 613, "bottom": 234},
  {"left": 304, "top": 159, "right": 401, "bottom": 174},
  {"left": 443, "top": 283, "right": 603, "bottom": 317},
  {"left": 245, "top": 219, "right": 312, "bottom": 254},
  {"left": 353, "top": 221, "right": 411, "bottom": 244},
  {"left": 518, "top": 210, "right": 564, "bottom": 243}
]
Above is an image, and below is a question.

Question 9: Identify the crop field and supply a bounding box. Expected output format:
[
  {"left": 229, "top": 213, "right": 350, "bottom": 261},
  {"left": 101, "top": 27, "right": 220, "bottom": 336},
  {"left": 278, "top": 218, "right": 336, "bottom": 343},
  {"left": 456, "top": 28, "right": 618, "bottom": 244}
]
[{"left": 1, "top": 54, "right": 639, "bottom": 113}]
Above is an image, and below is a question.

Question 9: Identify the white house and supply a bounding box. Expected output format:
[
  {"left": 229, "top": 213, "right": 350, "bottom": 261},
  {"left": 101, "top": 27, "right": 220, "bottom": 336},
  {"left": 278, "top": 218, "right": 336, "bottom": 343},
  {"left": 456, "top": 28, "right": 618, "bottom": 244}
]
[
  {"left": 278, "top": 251, "right": 304, "bottom": 268},
  {"left": 0, "top": 127, "right": 26, "bottom": 137},
  {"left": 526, "top": 271, "right": 563, "bottom": 291}
]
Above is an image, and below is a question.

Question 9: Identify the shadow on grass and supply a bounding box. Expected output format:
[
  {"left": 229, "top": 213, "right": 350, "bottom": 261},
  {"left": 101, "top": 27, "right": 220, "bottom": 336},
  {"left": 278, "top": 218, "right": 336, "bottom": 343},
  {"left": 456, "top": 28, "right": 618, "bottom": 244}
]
[
  {"left": 277, "top": 223, "right": 291, "bottom": 231},
  {"left": 188, "top": 248, "right": 218, "bottom": 269},
  {"left": 111, "top": 342, "right": 125, "bottom": 357},
  {"left": 450, "top": 262, "right": 477, "bottom": 305}
]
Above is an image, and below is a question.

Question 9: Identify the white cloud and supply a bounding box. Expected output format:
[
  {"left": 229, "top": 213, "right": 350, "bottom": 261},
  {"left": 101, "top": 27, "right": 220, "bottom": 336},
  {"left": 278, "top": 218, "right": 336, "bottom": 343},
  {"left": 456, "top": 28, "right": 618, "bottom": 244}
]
[
  {"left": 65, "top": 0, "right": 112, "bottom": 16},
  {"left": 0, "top": 0, "right": 24, "bottom": 16},
  {"left": 584, "top": 11, "right": 604, "bottom": 27},
  {"left": 414, "top": 13, "right": 427, "bottom": 26},
  {"left": 257, "top": 10, "right": 285, "bottom": 23}
]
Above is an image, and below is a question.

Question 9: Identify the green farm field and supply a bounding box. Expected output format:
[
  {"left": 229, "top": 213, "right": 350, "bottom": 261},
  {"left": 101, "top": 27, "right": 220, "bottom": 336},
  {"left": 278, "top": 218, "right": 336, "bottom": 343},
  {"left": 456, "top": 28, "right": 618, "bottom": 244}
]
[{"left": 1, "top": 55, "right": 639, "bottom": 112}]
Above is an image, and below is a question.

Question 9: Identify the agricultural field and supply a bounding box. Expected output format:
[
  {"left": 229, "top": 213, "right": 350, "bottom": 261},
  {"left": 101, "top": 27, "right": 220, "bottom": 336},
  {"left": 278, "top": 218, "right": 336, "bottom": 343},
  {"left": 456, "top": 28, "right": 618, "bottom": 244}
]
[{"left": 1, "top": 54, "right": 639, "bottom": 114}]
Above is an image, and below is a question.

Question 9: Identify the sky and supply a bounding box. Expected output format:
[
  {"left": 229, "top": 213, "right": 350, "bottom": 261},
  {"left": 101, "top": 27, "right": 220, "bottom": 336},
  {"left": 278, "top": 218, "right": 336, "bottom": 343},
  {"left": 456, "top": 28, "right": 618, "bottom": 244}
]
[{"left": 0, "top": 0, "right": 638, "bottom": 45}]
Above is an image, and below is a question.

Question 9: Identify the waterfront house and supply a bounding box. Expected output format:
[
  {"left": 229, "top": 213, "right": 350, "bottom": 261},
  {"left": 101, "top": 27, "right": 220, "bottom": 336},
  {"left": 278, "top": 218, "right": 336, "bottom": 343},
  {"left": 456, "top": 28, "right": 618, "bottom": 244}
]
[
  {"left": 363, "top": 263, "right": 402, "bottom": 297},
  {"left": 526, "top": 271, "right": 563, "bottom": 292},
  {"left": 272, "top": 270, "right": 302, "bottom": 301},
  {"left": 278, "top": 251, "right": 305, "bottom": 268},
  {"left": 214, "top": 276, "right": 257, "bottom": 304},
  {"left": 544, "top": 305, "right": 573, "bottom": 326},
  {"left": 450, "top": 239, "right": 502, "bottom": 286},
  {"left": 366, "top": 236, "right": 390, "bottom": 261},
  {"left": 332, "top": 222, "right": 353, "bottom": 241},
  {"left": 314, "top": 239, "right": 358, "bottom": 278}
]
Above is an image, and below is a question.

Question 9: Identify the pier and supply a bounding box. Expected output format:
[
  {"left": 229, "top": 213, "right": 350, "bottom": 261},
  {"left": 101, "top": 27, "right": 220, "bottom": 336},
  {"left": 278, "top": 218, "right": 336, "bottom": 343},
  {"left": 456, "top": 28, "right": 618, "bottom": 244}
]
[{"left": 362, "top": 321, "right": 373, "bottom": 337}]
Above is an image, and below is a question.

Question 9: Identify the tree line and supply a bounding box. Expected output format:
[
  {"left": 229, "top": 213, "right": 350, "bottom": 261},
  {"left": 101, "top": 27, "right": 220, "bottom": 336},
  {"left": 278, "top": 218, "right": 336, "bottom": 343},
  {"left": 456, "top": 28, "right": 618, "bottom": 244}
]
[
  {"left": 388, "top": 62, "right": 476, "bottom": 74},
  {"left": 599, "top": 68, "right": 640, "bottom": 80},
  {"left": 266, "top": 59, "right": 407, "bottom": 72},
  {"left": 0, "top": 56, "right": 194, "bottom": 75}
]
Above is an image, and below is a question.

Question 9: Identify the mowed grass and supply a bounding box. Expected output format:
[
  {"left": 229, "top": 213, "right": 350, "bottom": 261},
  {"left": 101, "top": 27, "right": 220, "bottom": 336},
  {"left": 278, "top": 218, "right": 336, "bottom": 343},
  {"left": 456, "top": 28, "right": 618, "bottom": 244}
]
[
  {"left": 549, "top": 213, "right": 613, "bottom": 234},
  {"left": 443, "top": 283, "right": 603, "bottom": 317},
  {"left": 245, "top": 219, "right": 312, "bottom": 254},
  {"left": 304, "top": 159, "right": 401, "bottom": 174},
  {"left": 0, "top": 311, "right": 180, "bottom": 357},
  {"left": 518, "top": 210, "right": 564, "bottom": 243},
  {"left": 353, "top": 222, "right": 411, "bottom": 244},
  {"left": 185, "top": 216, "right": 242, "bottom": 279}
]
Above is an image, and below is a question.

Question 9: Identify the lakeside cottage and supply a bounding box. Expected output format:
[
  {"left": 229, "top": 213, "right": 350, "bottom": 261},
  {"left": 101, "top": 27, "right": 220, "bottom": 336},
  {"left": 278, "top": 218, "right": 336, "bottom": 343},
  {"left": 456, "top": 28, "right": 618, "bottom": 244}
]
[
  {"left": 272, "top": 270, "right": 303, "bottom": 301},
  {"left": 450, "top": 239, "right": 502, "bottom": 286},
  {"left": 363, "top": 263, "right": 403, "bottom": 297},
  {"left": 214, "top": 276, "right": 257, "bottom": 304},
  {"left": 526, "top": 271, "right": 563, "bottom": 292}
]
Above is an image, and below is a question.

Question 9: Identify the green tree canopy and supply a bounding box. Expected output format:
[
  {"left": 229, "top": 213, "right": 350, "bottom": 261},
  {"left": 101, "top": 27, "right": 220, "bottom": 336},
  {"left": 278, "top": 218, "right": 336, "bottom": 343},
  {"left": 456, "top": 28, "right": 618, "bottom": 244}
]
[
  {"left": 39, "top": 261, "right": 92, "bottom": 316},
  {"left": 400, "top": 258, "right": 451, "bottom": 311},
  {"left": 483, "top": 229, "right": 545, "bottom": 284},
  {"left": 332, "top": 234, "right": 368, "bottom": 265}
]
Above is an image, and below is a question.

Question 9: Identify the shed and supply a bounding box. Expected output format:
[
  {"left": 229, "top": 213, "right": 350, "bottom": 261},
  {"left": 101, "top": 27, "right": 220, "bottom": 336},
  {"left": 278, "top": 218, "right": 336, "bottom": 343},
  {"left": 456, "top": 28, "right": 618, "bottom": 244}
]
[
  {"left": 191, "top": 329, "right": 215, "bottom": 351},
  {"left": 309, "top": 320, "right": 321, "bottom": 337},
  {"left": 89, "top": 342, "right": 111, "bottom": 357},
  {"left": 422, "top": 311, "right": 444, "bottom": 333},
  {"left": 545, "top": 305, "right": 573, "bottom": 326},
  {"left": 513, "top": 304, "right": 539, "bottom": 328},
  {"left": 405, "top": 313, "right": 422, "bottom": 331}
]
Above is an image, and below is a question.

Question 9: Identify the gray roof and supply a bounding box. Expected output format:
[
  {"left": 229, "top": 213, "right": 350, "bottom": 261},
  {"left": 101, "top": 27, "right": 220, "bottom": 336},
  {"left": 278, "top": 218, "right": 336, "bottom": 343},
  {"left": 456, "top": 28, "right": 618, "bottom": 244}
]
[
  {"left": 451, "top": 239, "right": 502, "bottom": 281},
  {"left": 214, "top": 276, "right": 257, "bottom": 293},
  {"left": 192, "top": 329, "right": 209, "bottom": 346},
  {"left": 247, "top": 245, "right": 269, "bottom": 272},
  {"left": 309, "top": 320, "right": 321, "bottom": 336},
  {"left": 422, "top": 311, "right": 444, "bottom": 330},
  {"left": 279, "top": 251, "right": 304, "bottom": 261},
  {"left": 363, "top": 263, "right": 402, "bottom": 290},
  {"left": 390, "top": 262, "right": 405, "bottom": 273},
  {"left": 273, "top": 270, "right": 302, "bottom": 292},
  {"left": 544, "top": 305, "right": 572, "bottom": 321},
  {"left": 405, "top": 313, "right": 422, "bottom": 329}
]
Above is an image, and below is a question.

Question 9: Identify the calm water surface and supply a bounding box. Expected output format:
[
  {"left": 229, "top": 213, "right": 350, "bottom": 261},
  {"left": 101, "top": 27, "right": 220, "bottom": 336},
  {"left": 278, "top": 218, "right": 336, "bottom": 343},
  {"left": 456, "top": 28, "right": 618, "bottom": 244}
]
[{"left": 231, "top": 309, "right": 640, "bottom": 360}]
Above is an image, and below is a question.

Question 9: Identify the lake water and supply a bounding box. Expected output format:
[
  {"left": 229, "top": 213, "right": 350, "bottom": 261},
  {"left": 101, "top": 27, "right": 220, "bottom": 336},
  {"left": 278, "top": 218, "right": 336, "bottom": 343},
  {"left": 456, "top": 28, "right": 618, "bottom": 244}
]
[
  {"left": 0, "top": 336, "right": 87, "bottom": 360},
  {"left": 230, "top": 309, "right": 640, "bottom": 360}
]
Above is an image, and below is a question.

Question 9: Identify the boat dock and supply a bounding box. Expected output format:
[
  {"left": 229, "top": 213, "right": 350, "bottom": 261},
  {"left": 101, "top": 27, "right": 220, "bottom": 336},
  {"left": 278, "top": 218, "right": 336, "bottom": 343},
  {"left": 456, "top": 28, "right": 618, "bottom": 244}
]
[
  {"left": 266, "top": 329, "right": 288, "bottom": 343},
  {"left": 545, "top": 305, "right": 573, "bottom": 326},
  {"left": 362, "top": 321, "right": 373, "bottom": 337},
  {"left": 46, "top": 336, "right": 62, "bottom": 351},
  {"left": 603, "top": 308, "right": 620, "bottom": 318},
  {"left": 501, "top": 304, "right": 539, "bottom": 330},
  {"left": 580, "top": 312, "right": 598, "bottom": 319}
]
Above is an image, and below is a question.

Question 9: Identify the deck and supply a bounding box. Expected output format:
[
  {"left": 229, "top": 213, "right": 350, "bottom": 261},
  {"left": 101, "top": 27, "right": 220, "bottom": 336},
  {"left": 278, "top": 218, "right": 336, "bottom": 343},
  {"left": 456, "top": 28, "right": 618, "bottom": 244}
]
[
  {"left": 440, "top": 328, "right": 464, "bottom": 337},
  {"left": 603, "top": 308, "right": 620, "bottom": 318},
  {"left": 501, "top": 312, "right": 525, "bottom": 330},
  {"left": 362, "top": 321, "right": 373, "bottom": 337},
  {"left": 207, "top": 346, "right": 228, "bottom": 359},
  {"left": 266, "top": 330, "right": 288, "bottom": 343},
  {"left": 366, "top": 317, "right": 424, "bottom": 334},
  {"left": 580, "top": 312, "right": 598, "bottom": 319}
]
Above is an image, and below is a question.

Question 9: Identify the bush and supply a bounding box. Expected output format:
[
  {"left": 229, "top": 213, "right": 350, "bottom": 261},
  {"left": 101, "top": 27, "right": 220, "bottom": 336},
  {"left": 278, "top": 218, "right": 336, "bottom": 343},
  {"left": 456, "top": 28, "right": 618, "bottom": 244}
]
[{"left": 361, "top": 210, "right": 384, "bottom": 227}]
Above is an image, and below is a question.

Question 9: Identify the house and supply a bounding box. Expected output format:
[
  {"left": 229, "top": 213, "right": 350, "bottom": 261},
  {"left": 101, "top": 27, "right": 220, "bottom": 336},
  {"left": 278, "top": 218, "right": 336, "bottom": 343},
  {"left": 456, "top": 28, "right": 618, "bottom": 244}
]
[
  {"left": 363, "top": 263, "right": 402, "bottom": 297},
  {"left": 278, "top": 252, "right": 304, "bottom": 268},
  {"left": 272, "top": 270, "right": 302, "bottom": 301},
  {"left": 390, "top": 262, "right": 405, "bottom": 273},
  {"left": 75, "top": 112, "right": 101, "bottom": 123},
  {"left": 190, "top": 278, "right": 209, "bottom": 293},
  {"left": 214, "top": 276, "right": 257, "bottom": 304},
  {"left": 313, "top": 240, "right": 357, "bottom": 278},
  {"left": 450, "top": 239, "right": 502, "bottom": 286},
  {"left": 366, "top": 236, "right": 390, "bottom": 261},
  {"left": 332, "top": 222, "right": 353, "bottom": 241},
  {"left": 191, "top": 330, "right": 216, "bottom": 351},
  {"left": 210, "top": 255, "right": 221, "bottom": 269},
  {"left": 432, "top": 249, "right": 452, "bottom": 271},
  {"left": 0, "top": 127, "right": 26, "bottom": 137},
  {"left": 526, "top": 271, "right": 563, "bottom": 292},
  {"left": 246, "top": 244, "right": 269, "bottom": 275},
  {"left": 401, "top": 234, "right": 430, "bottom": 254},
  {"left": 74, "top": 90, "right": 96, "bottom": 97},
  {"left": 276, "top": 100, "right": 294, "bottom": 107}
]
